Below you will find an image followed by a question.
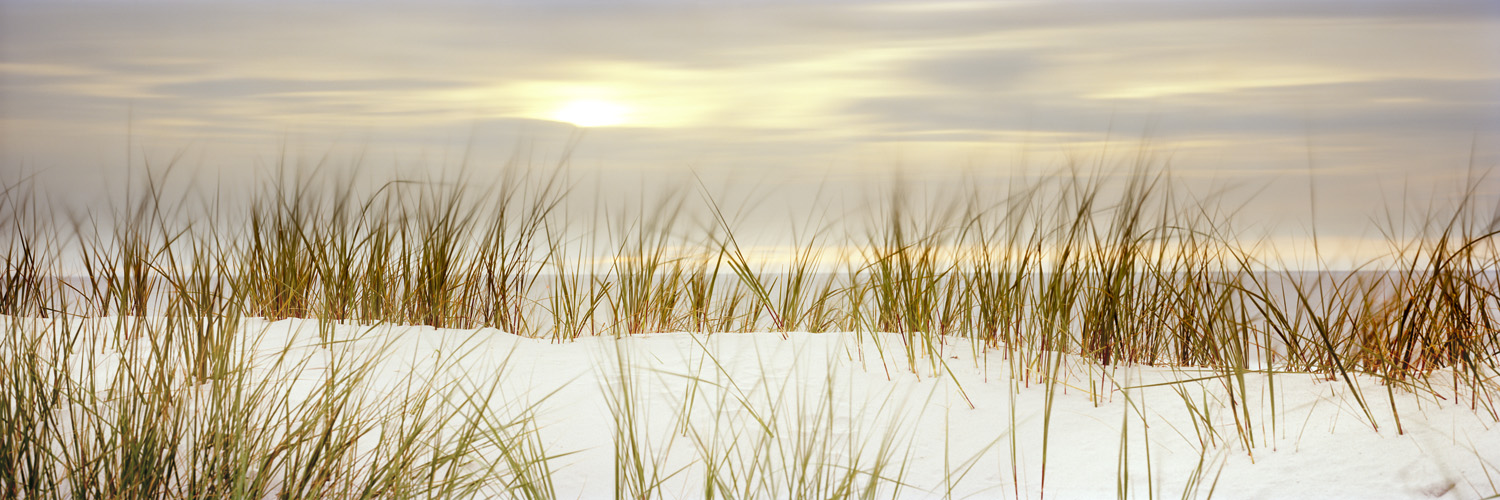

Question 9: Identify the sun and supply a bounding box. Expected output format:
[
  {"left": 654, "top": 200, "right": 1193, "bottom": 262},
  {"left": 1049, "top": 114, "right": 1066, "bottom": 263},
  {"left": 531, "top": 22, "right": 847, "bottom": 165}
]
[{"left": 552, "top": 99, "right": 628, "bottom": 127}]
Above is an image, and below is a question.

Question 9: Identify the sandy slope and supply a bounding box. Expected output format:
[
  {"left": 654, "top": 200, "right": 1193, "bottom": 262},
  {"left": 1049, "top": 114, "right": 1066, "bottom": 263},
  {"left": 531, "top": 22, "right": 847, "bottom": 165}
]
[{"left": 29, "top": 317, "right": 1500, "bottom": 499}]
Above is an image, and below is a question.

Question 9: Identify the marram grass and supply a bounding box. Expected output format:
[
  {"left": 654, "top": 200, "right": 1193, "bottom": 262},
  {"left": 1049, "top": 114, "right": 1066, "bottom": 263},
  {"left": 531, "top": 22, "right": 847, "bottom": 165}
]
[{"left": 2, "top": 154, "right": 1499, "bottom": 498}]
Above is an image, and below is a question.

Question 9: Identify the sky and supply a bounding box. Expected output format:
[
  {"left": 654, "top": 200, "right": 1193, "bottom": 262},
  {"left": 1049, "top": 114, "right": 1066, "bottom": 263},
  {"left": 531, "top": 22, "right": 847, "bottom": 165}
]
[{"left": 1, "top": 0, "right": 1498, "bottom": 261}]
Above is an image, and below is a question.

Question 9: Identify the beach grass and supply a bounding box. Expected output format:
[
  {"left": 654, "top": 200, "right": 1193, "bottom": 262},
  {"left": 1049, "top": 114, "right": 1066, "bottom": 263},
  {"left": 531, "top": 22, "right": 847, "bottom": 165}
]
[{"left": 2, "top": 152, "right": 1499, "bottom": 497}]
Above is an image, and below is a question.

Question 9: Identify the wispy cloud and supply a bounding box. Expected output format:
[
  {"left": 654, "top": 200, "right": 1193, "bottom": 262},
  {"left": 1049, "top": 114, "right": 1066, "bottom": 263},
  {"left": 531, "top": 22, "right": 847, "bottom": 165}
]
[{"left": 1, "top": 0, "right": 1496, "bottom": 237}]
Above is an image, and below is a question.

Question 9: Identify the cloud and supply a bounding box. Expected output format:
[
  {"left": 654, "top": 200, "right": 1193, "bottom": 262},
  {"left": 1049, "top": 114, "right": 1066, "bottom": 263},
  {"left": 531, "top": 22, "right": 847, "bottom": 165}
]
[
  {"left": 1, "top": 0, "right": 1497, "bottom": 240},
  {"left": 148, "top": 77, "right": 471, "bottom": 100}
]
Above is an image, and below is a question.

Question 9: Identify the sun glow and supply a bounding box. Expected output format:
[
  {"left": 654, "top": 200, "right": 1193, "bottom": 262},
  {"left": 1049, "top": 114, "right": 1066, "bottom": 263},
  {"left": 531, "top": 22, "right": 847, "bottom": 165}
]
[{"left": 552, "top": 99, "right": 628, "bottom": 127}]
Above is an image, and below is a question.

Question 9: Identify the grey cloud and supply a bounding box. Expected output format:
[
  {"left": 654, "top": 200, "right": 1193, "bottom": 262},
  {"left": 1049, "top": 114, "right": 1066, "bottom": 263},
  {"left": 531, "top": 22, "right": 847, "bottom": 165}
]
[
  {"left": 835, "top": 1, "right": 1500, "bottom": 37},
  {"left": 6, "top": 1, "right": 1493, "bottom": 86},
  {"left": 150, "top": 78, "right": 472, "bottom": 100},
  {"left": 3, "top": 0, "right": 1497, "bottom": 233},
  {"left": 1185, "top": 78, "right": 1500, "bottom": 107},
  {"left": 843, "top": 74, "right": 1500, "bottom": 139},
  {"left": 849, "top": 96, "right": 1498, "bottom": 141},
  {"left": 903, "top": 50, "right": 1040, "bottom": 92}
]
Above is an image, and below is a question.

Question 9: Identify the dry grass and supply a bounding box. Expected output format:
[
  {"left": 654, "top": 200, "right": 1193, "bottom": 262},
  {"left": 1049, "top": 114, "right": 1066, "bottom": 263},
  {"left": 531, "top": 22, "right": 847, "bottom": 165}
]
[{"left": 2, "top": 149, "right": 1498, "bottom": 497}]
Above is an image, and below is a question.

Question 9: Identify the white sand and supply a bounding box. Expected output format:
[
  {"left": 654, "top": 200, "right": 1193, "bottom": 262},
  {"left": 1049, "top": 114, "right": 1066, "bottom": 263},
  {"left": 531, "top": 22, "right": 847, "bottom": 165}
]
[{"left": 26, "top": 316, "right": 1500, "bottom": 499}]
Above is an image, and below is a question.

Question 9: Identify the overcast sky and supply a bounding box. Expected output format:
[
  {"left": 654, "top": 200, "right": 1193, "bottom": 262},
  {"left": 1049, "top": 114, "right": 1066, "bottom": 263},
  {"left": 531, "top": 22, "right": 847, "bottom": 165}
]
[{"left": 2, "top": 0, "right": 1498, "bottom": 259}]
